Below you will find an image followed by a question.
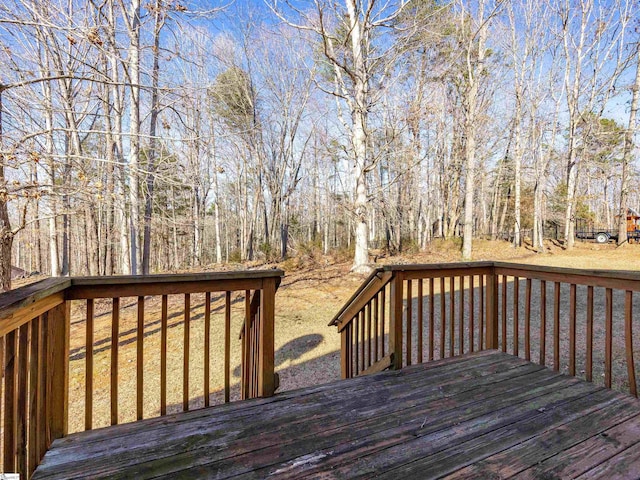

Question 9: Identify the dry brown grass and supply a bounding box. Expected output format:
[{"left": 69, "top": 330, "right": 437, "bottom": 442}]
[{"left": 49, "top": 239, "right": 640, "bottom": 433}]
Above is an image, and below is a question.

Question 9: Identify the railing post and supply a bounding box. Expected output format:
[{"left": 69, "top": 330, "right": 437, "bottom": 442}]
[
  {"left": 485, "top": 268, "right": 499, "bottom": 350},
  {"left": 389, "top": 272, "right": 404, "bottom": 370},
  {"left": 340, "top": 327, "right": 349, "bottom": 379},
  {"left": 258, "top": 277, "right": 276, "bottom": 397},
  {"left": 49, "top": 300, "right": 70, "bottom": 440}
]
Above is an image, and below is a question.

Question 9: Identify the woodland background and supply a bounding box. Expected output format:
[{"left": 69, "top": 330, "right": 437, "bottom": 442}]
[{"left": 1, "top": 0, "right": 639, "bottom": 290}]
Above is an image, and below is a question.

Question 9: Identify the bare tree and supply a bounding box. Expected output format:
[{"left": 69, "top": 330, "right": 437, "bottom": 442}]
[
  {"left": 271, "top": 0, "right": 408, "bottom": 272},
  {"left": 618, "top": 39, "right": 640, "bottom": 245}
]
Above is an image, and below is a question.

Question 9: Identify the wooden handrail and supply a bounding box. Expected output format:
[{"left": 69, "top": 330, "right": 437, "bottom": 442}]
[{"left": 0, "top": 269, "right": 283, "bottom": 479}]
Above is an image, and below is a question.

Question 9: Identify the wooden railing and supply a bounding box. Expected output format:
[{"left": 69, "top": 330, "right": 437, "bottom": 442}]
[
  {"left": 0, "top": 269, "right": 283, "bottom": 478},
  {"left": 330, "top": 262, "right": 639, "bottom": 398}
]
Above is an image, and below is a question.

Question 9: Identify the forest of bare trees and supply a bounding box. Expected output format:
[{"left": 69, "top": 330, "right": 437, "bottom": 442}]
[{"left": 0, "top": 0, "right": 639, "bottom": 290}]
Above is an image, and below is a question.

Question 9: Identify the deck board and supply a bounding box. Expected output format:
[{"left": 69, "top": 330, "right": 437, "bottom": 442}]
[{"left": 32, "top": 351, "right": 640, "bottom": 479}]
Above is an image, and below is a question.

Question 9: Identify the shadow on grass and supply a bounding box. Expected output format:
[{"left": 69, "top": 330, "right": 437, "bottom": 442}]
[
  {"left": 69, "top": 293, "right": 248, "bottom": 362},
  {"left": 232, "top": 333, "right": 325, "bottom": 378},
  {"left": 165, "top": 345, "right": 341, "bottom": 414}
]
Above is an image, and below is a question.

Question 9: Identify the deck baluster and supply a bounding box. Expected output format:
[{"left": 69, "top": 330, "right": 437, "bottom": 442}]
[
  {"left": 429, "top": 278, "right": 434, "bottom": 361},
  {"left": 605, "top": 288, "right": 613, "bottom": 388},
  {"left": 85, "top": 300, "right": 94, "bottom": 430},
  {"left": 418, "top": 279, "right": 423, "bottom": 363},
  {"left": 513, "top": 277, "right": 519, "bottom": 356},
  {"left": 183, "top": 294, "right": 191, "bottom": 411},
  {"left": 449, "top": 277, "right": 455, "bottom": 357},
  {"left": 459, "top": 276, "right": 464, "bottom": 355},
  {"left": 110, "top": 298, "right": 119, "bottom": 425},
  {"left": 586, "top": 285, "right": 594, "bottom": 382},
  {"left": 137, "top": 296, "right": 144, "bottom": 420},
  {"left": 406, "top": 280, "right": 412, "bottom": 366},
  {"left": 525, "top": 279, "right": 531, "bottom": 361},
  {"left": 501, "top": 275, "right": 507, "bottom": 352},
  {"left": 540, "top": 280, "right": 547, "bottom": 366},
  {"left": 440, "top": 277, "right": 445, "bottom": 358},
  {"left": 160, "top": 295, "right": 168, "bottom": 416},
  {"left": 554, "top": 282, "right": 560, "bottom": 372},
  {"left": 469, "top": 275, "right": 474, "bottom": 353},
  {"left": 569, "top": 284, "right": 576, "bottom": 376},
  {"left": 625, "top": 291, "right": 637, "bottom": 397}
]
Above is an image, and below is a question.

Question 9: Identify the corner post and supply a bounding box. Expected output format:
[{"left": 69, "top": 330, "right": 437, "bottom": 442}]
[
  {"left": 258, "top": 277, "right": 276, "bottom": 397},
  {"left": 49, "top": 300, "right": 70, "bottom": 440},
  {"left": 485, "top": 268, "right": 499, "bottom": 349},
  {"left": 389, "top": 272, "right": 404, "bottom": 370}
]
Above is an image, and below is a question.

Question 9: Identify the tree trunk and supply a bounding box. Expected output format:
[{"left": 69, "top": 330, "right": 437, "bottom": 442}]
[
  {"left": 142, "top": 1, "right": 164, "bottom": 274},
  {"left": 128, "top": 0, "right": 142, "bottom": 274},
  {"left": 346, "top": 0, "right": 370, "bottom": 273},
  {"left": 462, "top": 0, "right": 488, "bottom": 260},
  {"left": 618, "top": 45, "right": 640, "bottom": 246},
  {"left": 0, "top": 90, "right": 12, "bottom": 291}
]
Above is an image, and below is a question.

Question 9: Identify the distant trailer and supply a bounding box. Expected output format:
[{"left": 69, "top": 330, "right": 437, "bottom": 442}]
[{"left": 575, "top": 208, "right": 640, "bottom": 244}]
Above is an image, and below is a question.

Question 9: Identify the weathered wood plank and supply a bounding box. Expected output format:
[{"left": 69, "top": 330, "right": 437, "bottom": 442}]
[
  {"left": 34, "top": 354, "right": 517, "bottom": 473},
  {"left": 66, "top": 271, "right": 283, "bottom": 300},
  {"left": 36, "top": 360, "right": 554, "bottom": 479},
  {"left": 445, "top": 395, "right": 640, "bottom": 478},
  {"left": 575, "top": 441, "right": 640, "bottom": 480},
  {"left": 0, "top": 291, "right": 64, "bottom": 338},
  {"left": 0, "top": 278, "right": 69, "bottom": 324},
  {"left": 374, "top": 388, "right": 626, "bottom": 479},
  {"left": 360, "top": 354, "right": 392, "bottom": 376},
  {"left": 46, "top": 351, "right": 507, "bottom": 453},
  {"left": 195, "top": 374, "right": 588, "bottom": 480},
  {"left": 288, "top": 382, "right": 601, "bottom": 480},
  {"left": 31, "top": 351, "right": 640, "bottom": 480},
  {"left": 333, "top": 271, "right": 392, "bottom": 332},
  {"left": 514, "top": 413, "right": 640, "bottom": 479}
]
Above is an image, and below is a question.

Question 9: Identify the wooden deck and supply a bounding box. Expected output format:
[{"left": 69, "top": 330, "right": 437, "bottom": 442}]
[{"left": 32, "top": 350, "right": 640, "bottom": 479}]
